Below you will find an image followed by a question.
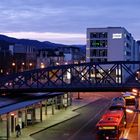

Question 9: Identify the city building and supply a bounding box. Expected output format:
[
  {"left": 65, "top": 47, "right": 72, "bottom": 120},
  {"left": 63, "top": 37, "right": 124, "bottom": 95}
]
[
  {"left": 36, "top": 48, "right": 64, "bottom": 68},
  {"left": 0, "top": 40, "right": 14, "bottom": 75},
  {"left": 59, "top": 46, "right": 85, "bottom": 64},
  {"left": 136, "top": 40, "right": 140, "bottom": 61},
  {"left": 86, "top": 27, "right": 139, "bottom": 82},
  {"left": 13, "top": 43, "right": 36, "bottom": 72},
  {"left": 86, "top": 27, "right": 139, "bottom": 62}
]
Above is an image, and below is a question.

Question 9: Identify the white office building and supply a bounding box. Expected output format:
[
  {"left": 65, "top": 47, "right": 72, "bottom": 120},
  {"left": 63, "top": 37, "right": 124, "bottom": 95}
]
[
  {"left": 86, "top": 27, "right": 139, "bottom": 82},
  {"left": 86, "top": 27, "right": 139, "bottom": 62}
]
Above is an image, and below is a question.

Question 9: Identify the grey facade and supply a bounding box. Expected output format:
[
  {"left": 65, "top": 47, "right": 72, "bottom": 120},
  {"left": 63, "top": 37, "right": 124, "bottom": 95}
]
[
  {"left": 86, "top": 27, "right": 139, "bottom": 62},
  {"left": 86, "top": 27, "right": 139, "bottom": 82}
]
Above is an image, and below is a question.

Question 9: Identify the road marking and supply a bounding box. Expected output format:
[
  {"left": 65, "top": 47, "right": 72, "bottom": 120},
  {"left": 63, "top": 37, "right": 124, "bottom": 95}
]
[
  {"left": 67, "top": 102, "right": 110, "bottom": 140},
  {"left": 123, "top": 112, "right": 137, "bottom": 139}
]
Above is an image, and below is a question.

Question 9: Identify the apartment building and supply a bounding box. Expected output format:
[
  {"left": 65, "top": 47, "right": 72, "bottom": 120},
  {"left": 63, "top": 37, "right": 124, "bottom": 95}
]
[
  {"left": 86, "top": 27, "right": 139, "bottom": 62},
  {"left": 86, "top": 27, "right": 139, "bottom": 82}
]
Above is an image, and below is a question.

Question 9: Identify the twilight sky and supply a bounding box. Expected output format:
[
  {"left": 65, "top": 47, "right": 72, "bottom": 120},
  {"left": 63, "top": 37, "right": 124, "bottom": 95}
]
[{"left": 0, "top": 0, "right": 140, "bottom": 44}]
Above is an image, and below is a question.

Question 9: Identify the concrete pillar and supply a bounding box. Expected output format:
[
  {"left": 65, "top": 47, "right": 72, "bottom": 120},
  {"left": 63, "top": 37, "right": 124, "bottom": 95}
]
[
  {"left": 55, "top": 96, "right": 57, "bottom": 109},
  {"left": 25, "top": 108, "right": 27, "bottom": 127},
  {"left": 40, "top": 102, "right": 42, "bottom": 122},
  {"left": 52, "top": 98, "right": 54, "bottom": 115},
  {"left": 32, "top": 106, "right": 36, "bottom": 124},
  {"left": 67, "top": 92, "right": 69, "bottom": 106},
  {"left": 61, "top": 95, "right": 63, "bottom": 108},
  {"left": 70, "top": 92, "right": 72, "bottom": 106},
  {"left": 45, "top": 100, "right": 48, "bottom": 115},
  {"left": 6, "top": 113, "right": 10, "bottom": 140}
]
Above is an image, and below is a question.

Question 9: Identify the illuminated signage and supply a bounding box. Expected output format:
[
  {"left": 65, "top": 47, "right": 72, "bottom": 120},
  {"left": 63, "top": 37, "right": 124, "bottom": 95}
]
[
  {"left": 99, "top": 126, "right": 115, "bottom": 130},
  {"left": 112, "top": 33, "right": 122, "bottom": 39}
]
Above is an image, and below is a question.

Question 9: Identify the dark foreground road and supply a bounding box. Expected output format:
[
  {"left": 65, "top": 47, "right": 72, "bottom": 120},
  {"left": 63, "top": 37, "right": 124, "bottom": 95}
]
[
  {"left": 32, "top": 98, "right": 111, "bottom": 140},
  {"left": 32, "top": 92, "right": 138, "bottom": 140}
]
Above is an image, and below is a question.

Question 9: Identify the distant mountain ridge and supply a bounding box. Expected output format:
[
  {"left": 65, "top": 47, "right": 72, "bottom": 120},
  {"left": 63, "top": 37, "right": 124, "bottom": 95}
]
[{"left": 0, "top": 34, "right": 86, "bottom": 50}]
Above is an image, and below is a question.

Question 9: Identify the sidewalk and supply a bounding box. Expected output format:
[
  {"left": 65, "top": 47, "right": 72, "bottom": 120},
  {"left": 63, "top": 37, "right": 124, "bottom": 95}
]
[
  {"left": 138, "top": 97, "right": 140, "bottom": 140},
  {"left": 9, "top": 93, "right": 100, "bottom": 140}
]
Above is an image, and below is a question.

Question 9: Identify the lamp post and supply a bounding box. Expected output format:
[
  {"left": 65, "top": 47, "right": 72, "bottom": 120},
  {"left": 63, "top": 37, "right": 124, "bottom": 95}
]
[
  {"left": 12, "top": 62, "right": 16, "bottom": 73},
  {"left": 40, "top": 62, "right": 45, "bottom": 69},
  {"left": 29, "top": 62, "right": 33, "bottom": 70}
]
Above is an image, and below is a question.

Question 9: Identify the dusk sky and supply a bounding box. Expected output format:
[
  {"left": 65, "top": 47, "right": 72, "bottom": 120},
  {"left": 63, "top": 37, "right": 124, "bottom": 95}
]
[{"left": 0, "top": 0, "right": 140, "bottom": 44}]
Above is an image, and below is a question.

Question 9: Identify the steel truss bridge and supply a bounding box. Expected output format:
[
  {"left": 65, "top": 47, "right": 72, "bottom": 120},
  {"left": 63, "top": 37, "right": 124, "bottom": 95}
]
[{"left": 0, "top": 61, "right": 140, "bottom": 94}]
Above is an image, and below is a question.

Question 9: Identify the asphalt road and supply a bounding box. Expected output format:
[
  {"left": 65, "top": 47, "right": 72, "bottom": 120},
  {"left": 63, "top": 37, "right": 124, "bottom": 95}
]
[
  {"left": 32, "top": 98, "right": 111, "bottom": 140},
  {"left": 32, "top": 92, "right": 138, "bottom": 140}
]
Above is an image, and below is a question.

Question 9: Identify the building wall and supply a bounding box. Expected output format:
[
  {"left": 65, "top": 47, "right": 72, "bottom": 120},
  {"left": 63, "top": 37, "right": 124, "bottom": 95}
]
[
  {"left": 13, "top": 44, "right": 36, "bottom": 72},
  {"left": 86, "top": 27, "right": 137, "bottom": 62},
  {"left": 36, "top": 49, "right": 64, "bottom": 68},
  {"left": 86, "top": 27, "right": 139, "bottom": 82},
  {"left": 0, "top": 41, "right": 14, "bottom": 75},
  {"left": 107, "top": 28, "right": 124, "bottom": 61}
]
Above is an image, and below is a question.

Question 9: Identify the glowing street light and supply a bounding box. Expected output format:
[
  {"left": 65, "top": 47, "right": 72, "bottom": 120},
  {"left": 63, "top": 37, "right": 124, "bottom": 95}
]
[
  {"left": 40, "top": 63, "right": 45, "bottom": 69},
  {"left": 56, "top": 62, "right": 59, "bottom": 65},
  {"left": 12, "top": 62, "right": 16, "bottom": 66},
  {"left": 29, "top": 63, "right": 33, "bottom": 66},
  {"left": 12, "top": 62, "right": 16, "bottom": 73}
]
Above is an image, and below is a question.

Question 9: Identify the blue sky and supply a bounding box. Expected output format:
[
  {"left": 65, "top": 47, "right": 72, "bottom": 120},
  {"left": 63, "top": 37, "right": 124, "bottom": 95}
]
[{"left": 0, "top": 0, "right": 140, "bottom": 44}]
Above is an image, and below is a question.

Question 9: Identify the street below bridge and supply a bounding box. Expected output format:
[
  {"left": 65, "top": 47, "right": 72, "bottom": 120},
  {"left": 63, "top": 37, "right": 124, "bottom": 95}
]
[{"left": 32, "top": 92, "right": 138, "bottom": 140}]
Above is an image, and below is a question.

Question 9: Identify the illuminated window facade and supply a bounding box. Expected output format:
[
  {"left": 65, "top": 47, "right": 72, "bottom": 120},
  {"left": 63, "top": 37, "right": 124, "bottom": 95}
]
[
  {"left": 86, "top": 27, "right": 139, "bottom": 63},
  {"left": 90, "top": 40, "right": 107, "bottom": 48}
]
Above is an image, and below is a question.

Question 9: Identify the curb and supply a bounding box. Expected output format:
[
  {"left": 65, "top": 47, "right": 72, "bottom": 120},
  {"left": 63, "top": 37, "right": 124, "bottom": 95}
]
[
  {"left": 30, "top": 101, "right": 94, "bottom": 136},
  {"left": 30, "top": 99, "right": 99, "bottom": 137},
  {"left": 72, "top": 99, "right": 100, "bottom": 111},
  {"left": 72, "top": 102, "right": 94, "bottom": 111},
  {"left": 30, "top": 113, "right": 80, "bottom": 136}
]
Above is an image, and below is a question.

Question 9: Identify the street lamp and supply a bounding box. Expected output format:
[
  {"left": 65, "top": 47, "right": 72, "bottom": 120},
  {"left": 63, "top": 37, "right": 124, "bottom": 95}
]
[
  {"left": 29, "top": 63, "right": 32, "bottom": 67},
  {"left": 21, "top": 62, "right": 25, "bottom": 71},
  {"left": 12, "top": 62, "right": 16, "bottom": 73},
  {"left": 29, "top": 62, "right": 33, "bottom": 70},
  {"left": 40, "top": 62, "right": 45, "bottom": 69},
  {"left": 56, "top": 62, "right": 59, "bottom": 65},
  {"left": 12, "top": 62, "right": 15, "bottom": 67}
]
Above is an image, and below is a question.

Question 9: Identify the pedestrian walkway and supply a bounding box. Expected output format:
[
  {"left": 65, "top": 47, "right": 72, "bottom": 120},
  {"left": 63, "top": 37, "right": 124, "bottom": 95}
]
[
  {"left": 138, "top": 97, "right": 140, "bottom": 140},
  {"left": 9, "top": 93, "right": 100, "bottom": 140}
]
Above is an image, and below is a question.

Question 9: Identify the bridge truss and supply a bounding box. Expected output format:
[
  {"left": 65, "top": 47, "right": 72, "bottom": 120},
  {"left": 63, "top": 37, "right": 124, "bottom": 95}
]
[{"left": 0, "top": 61, "right": 140, "bottom": 93}]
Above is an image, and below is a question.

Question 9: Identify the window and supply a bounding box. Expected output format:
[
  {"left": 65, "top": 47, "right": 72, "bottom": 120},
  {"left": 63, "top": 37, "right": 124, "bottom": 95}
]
[
  {"left": 90, "top": 32, "right": 107, "bottom": 38},
  {"left": 90, "top": 40, "right": 107, "bottom": 48},
  {"left": 90, "top": 58, "right": 94, "bottom": 62},
  {"left": 91, "top": 58, "right": 107, "bottom": 62},
  {"left": 90, "top": 49, "right": 107, "bottom": 57}
]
